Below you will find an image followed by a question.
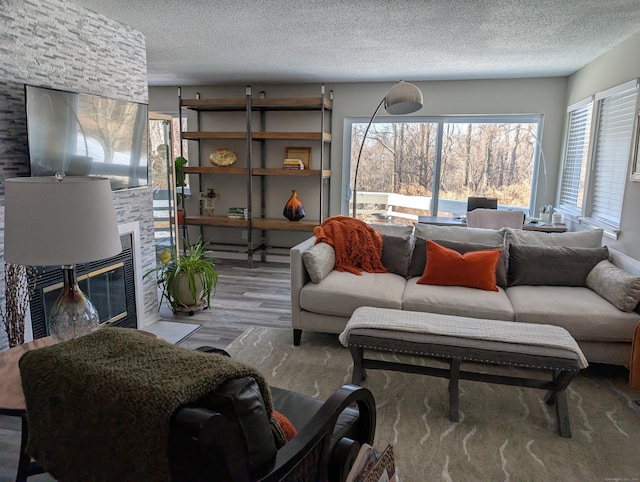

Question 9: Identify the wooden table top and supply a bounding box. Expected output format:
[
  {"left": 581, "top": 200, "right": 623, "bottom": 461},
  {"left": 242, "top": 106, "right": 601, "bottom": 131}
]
[{"left": 0, "top": 337, "right": 54, "bottom": 412}]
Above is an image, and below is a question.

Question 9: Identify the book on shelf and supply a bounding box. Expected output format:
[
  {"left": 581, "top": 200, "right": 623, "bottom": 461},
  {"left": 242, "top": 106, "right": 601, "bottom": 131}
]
[
  {"left": 227, "top": 207, "right": 247, "bottom": 219},
  {"left": 283, "top": 158, "right": 305, "bottom": 170}
]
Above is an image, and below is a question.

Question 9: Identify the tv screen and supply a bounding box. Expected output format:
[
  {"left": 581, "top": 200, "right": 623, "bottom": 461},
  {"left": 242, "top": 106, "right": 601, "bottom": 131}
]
[{"left": 25, "top": 85, "right": 149, "bottom": 190}]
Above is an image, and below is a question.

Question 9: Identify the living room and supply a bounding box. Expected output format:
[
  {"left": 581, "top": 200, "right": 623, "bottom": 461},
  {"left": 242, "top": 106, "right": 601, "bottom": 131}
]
[{"left": 1, "top": 0, "right": 640, "bottom": 480}]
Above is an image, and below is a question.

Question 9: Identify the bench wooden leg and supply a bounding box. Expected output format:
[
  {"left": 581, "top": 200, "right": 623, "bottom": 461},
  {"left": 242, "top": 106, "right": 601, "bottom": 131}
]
[
  {"left": 448, "top": 358, "right": 461, "bottom": 423},
  {"left": 543, "top": 370, "right": 575, "bottom": 438},
  {"left": 350, "top": 346, "right": 366, "bottom": 384}
]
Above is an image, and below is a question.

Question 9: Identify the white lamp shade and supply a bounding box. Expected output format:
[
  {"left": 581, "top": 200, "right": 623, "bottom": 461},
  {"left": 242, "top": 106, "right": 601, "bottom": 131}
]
[
  {"left": 4, "top": 176, "right": 122, "bottom": 266},
  {"left": 384, "top": 81, "right": 423, "bottom": 115}
]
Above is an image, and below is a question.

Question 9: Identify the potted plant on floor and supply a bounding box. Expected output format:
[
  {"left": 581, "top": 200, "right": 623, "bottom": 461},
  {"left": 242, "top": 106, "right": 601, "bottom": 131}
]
[{"left": 145, "top": 241, "right": 218, "bottom": 315}]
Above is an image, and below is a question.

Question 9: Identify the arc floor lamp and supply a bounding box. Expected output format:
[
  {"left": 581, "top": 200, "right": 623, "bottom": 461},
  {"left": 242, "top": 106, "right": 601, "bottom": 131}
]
[{"left": 351, "top": 80, "right": 424, "bottom": 218}]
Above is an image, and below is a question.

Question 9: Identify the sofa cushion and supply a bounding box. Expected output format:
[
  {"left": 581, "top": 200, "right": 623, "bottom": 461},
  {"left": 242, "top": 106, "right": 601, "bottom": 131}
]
[
  {"left": 506, "top": 285, "right": 640, "bottom": 342},
  {"left": 505, "top": 227, "right": 603, "bottom": 248},
  {"left": 508, "top": 244, "right": 609, "bottom": 286},
  {"left": 403, "top": 280, "right": 515, "bottom": 321},
  {"left": 300, "top": 271, "right": 405, "bottom": 317},
  {"left": 586, "top": 260, "right": 640, "bottom": 312},
  {"left": 414, "top": 223, "right": 505, "bottom": 245},
  {"left": 370, "top": 224, "right": 414, "bottom": 238},
  {"left": 380, "top": 234, "right": 412, "bottom": 277},
  {"left": 417, "top": 241, "right": 501, "bottom": 291},
  {"left": 302, "top": 242, "right": 335, "bottom": 283},
  {"left": 410, "top": 225, "right": 505, "bottom": 278}
]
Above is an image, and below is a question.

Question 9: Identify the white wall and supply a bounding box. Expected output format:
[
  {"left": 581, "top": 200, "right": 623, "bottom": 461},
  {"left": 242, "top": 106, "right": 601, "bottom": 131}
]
[{"left": 566, "top": 31, "right": 640, "bottom": 259}]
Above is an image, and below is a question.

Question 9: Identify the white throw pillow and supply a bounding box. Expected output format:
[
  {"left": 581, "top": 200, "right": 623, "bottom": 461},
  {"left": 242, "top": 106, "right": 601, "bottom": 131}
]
[
  {"left": 302, "top": 242, "right": 335, "bottom": 283},
  {"left": 586, "top": 260, "right": 640, "bottom": 312}
]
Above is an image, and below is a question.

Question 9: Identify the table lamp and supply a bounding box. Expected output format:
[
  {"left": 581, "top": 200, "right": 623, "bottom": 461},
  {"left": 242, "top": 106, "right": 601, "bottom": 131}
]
[
  {"left": 352, "top": 80, "right": 423, "bottom": 217},
  {"left": 4, "top": 175, "right": 122, "bottom": 342}
]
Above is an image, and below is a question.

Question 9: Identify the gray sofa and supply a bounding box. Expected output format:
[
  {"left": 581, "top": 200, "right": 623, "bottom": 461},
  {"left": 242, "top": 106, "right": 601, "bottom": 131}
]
[{"left": 290, "top": 224, "right": 640, "bottom": 367}]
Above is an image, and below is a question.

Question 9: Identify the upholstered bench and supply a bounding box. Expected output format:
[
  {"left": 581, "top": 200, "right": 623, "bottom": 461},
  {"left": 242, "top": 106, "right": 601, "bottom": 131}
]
[{"left": 339, "top": 307, "right": 588, "bottom": 437}]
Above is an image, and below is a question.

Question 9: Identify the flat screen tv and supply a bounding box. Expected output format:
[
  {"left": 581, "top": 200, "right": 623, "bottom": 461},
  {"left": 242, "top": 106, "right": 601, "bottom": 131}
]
[{"left": 25, "top": 85, "right": 149, "bottom": 191}]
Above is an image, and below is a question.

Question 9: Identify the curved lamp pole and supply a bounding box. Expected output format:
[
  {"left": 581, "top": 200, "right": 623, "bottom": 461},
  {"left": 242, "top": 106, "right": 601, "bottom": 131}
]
[{"left": 351, "top": 80, "right": 424, "bottom": 218}]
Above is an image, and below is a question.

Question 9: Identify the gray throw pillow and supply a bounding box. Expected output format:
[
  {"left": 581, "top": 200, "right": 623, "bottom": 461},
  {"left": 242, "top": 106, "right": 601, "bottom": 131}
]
[
  {"left": 433, "top": 239, "right": 508, "bottom": 287},
  {"left": 302, "top": 242, "right": 335, "bottom": 283},
  {"left": 505, "top": 227, "right": 603, "bottom": 248},
  {"left": 508, "top": 244, "right": 609, "bottom": 286},
  {"left": 381, "top": 234, "right": 412, "bottom": 277},
  {"left": 408, "top": 237, "right": 428, "bottom": 278},
  {"left": 586, "top": 260, "right": 640, "bottom": 312}
]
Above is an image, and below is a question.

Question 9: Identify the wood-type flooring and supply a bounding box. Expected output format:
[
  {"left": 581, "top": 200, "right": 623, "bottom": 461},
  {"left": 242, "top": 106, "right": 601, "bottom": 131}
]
[{"left": 0, "top": 259, "right": 291, "bottom": 481}]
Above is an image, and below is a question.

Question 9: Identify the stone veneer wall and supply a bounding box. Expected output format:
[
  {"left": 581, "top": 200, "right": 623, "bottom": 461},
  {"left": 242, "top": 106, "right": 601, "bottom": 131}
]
[{"left": 0, "top": 0, "right": 159, "bottom": 350}]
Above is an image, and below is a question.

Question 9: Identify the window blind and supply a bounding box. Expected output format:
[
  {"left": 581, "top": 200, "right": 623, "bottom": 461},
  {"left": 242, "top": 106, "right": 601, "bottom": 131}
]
[
  {"left": 590, "top": 82, "right": 638, "bottom": 227},
  {"left": 558, "top": 101, "right": 592, "bottom": 214}
]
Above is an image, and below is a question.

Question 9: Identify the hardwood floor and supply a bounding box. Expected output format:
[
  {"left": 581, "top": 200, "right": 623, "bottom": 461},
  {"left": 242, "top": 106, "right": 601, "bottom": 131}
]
[{"left": 0, "top": 258, "right": 292, "bottom": 481}]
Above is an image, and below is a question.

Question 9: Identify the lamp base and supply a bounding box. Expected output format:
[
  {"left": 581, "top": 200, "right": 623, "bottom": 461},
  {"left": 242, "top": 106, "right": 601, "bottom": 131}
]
[{"left": 49, "top": 266, "right": 99, "bottom": 343}]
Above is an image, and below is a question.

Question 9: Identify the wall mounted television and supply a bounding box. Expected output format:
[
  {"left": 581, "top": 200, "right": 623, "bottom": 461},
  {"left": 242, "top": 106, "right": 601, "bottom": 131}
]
[{"left": 25, "top": 85, "right": 149, "bottom": 191}]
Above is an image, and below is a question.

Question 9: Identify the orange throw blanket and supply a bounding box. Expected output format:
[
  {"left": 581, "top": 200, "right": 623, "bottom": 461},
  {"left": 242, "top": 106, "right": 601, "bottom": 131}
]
[
  {"left": 630, "top": 320, "right": 640, "bottom": 390},
  {"left": 313, "top": 216, "right": 387, "bottom": 275}
]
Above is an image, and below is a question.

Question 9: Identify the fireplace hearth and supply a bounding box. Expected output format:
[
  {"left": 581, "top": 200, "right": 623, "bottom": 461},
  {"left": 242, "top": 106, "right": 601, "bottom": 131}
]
[{"left": 28, "top": 233, "right": 138, "bottom": 339}]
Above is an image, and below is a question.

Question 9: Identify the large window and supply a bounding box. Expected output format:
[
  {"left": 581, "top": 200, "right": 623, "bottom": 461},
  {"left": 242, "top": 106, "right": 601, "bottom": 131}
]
[{"left": 346, "top": 115, "right": 541, "bottom": 221}]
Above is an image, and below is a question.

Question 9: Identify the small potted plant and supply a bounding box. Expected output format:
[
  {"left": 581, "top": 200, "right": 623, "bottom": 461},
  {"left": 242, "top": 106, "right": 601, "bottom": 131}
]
[{"left": 145, "top": 240, "right": 218, "bottom": 314}]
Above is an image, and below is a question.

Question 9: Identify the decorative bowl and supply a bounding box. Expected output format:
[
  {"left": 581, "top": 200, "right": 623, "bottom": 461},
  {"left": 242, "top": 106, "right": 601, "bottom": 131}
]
[{"left": 210, "top": 148, "right": 237, "bottom": 167}]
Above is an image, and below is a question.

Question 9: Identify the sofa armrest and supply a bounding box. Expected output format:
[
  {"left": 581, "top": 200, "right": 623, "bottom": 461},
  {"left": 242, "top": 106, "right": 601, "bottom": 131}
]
[
  {"left": 608, "top": 247, "right": 640, "bottom": 276},
  {"left": 290, "top": 236, "right": 316, "bottom": 331}
]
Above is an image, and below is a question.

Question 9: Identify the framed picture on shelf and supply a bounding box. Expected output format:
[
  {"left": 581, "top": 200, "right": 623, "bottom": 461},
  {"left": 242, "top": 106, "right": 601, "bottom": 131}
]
[{"left": 285, "top": 147, "right": 311, "bottom": 170}]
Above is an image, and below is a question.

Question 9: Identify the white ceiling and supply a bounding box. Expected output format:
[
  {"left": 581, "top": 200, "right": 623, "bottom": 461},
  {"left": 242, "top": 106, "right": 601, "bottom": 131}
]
[{"left": 72, "top": 0, "right": 640, "bottom": 86}]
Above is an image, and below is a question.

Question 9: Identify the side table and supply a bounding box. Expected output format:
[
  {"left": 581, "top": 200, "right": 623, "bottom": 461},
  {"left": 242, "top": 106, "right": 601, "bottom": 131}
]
[{"left": 0, "top": 337, "right": 53, "bottom": 482}]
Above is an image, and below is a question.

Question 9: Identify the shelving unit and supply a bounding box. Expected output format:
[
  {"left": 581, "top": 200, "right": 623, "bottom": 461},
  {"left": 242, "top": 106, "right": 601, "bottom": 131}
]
[{"left": 178, "top": 85, "right": 332, "bottom": 267}]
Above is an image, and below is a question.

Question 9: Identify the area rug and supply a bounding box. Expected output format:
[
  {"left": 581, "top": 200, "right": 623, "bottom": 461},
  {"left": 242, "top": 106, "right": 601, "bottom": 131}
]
[{"left": 226, "top": 327, "right": 640, "bottom": 481}]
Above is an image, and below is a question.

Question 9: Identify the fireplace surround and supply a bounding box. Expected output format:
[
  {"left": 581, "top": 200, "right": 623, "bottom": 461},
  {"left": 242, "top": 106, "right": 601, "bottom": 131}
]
[{"left": 28, "top": 233, "right": 138, "bottom": 339}]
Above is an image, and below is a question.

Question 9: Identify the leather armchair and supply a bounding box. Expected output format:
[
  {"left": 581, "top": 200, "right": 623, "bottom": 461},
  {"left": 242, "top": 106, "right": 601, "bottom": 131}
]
[{"left": 169, "top": 381, "right": 376, "bottom": 481}]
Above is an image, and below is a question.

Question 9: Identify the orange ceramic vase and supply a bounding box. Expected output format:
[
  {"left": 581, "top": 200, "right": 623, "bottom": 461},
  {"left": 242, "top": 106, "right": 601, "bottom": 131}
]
[{"left": 283, "top": 189, "right": 305, "bottom": 221}]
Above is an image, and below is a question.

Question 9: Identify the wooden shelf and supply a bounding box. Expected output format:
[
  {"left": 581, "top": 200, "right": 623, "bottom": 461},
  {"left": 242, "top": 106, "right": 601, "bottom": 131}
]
[
  {"left": 178, "top": 86, "right": 331, "bottom": 267},
  {"left": 182, "top": 131, "right": 331, "bottom": 142},
  {"left": 182, "top": 131, "right": 246, "bottom": 140},
  {"left": 252, "top": 132, "right": 331, "bottom": 142},
  {"left": 252, "top": 218, "right": 319, "bottom": 231},
  {"left": 252, "top": 168, "right": 330, "bottom": 177},
  {"left": 180, "top": 98, "right": 246, "bottom": 111},
  {"left": 180, "top": 97, "right": 332, "bottom": 112},
  {"left": 184, "top": 166, "right": 247, "bottom": 175},
  {"left": 184, "top": 216, "right": 249, "bottom": 228},
  {"left": 252, "top": 97, "right": 332, "bottom": 111}
]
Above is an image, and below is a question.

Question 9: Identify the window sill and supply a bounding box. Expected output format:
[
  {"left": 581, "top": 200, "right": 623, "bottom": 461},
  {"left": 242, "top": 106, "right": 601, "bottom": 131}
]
[{"left": 577, "top": 216, "right": 620, "bottom": 240}]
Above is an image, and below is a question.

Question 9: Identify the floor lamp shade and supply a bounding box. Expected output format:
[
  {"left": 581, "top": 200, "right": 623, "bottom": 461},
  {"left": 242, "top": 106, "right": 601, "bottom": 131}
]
[
  {"left": 384, "top": 81, "right": 424, "bottom": 115},
  {"left": 4, "top": 176, "right": 122, "bottom": 342},
  {"left": 352, "top": 81, "right": 423, "bottom": 217}
]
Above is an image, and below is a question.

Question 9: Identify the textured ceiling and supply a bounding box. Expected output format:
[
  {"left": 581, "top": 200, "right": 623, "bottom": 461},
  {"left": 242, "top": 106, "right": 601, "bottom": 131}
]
[{"left": 72, "top": 0, "right": 640, "bottom": 86}]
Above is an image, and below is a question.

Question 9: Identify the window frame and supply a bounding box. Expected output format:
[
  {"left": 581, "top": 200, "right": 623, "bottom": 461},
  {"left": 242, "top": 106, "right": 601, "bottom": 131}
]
[
  {"left": 342, "top": 114, "right": 543, "bottom": 216},
  {"left": 559, "top": 80, "right": 639, "bottom": 238},
  {"left": 557, "top": 97, "right": 593, "bottom": 217}
]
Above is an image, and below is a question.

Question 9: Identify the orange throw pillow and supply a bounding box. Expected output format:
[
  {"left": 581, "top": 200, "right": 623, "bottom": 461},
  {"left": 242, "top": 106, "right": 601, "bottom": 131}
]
[
  {"left": 273, "top": 410, "right": 298, "bottom": 441},
  {"left": 417, "top": 240, "right": 501, "bottom": 291}
]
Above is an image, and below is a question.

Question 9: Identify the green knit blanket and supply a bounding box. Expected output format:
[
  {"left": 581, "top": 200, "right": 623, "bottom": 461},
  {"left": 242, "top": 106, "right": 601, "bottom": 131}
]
[{"left": 19, "top": 328, "right": 277, "bottom": 481}]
